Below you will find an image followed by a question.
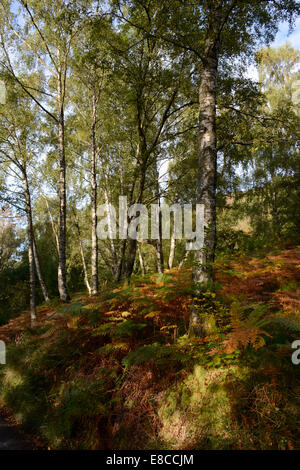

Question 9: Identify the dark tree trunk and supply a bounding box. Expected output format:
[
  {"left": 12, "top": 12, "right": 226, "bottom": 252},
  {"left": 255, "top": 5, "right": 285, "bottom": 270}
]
[
  {"left": 124, "top": 143, "right": 146, "bottom": 280},
  {"left": 125, "top": 238, "right": 137, "bottom": 279},
  {"left": 115, "top": 239, "right": 127, "bottom": 282}
]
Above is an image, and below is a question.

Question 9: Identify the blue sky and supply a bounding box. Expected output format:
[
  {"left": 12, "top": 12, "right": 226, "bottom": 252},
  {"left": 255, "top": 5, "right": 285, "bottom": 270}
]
[
  {"left": 247, "top": 19, "right": 300, "bottom": 81},
  {"left": 273, "top": 18, "right": 300, "bottom": 48}
]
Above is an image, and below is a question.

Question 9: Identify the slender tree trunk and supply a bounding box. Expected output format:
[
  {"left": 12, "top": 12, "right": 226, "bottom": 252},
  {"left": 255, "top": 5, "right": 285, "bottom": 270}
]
[
  {"left": 168, "top": 225, "right": 176, "bottom": 269},
  {"left": 115, "top": 239, "right": 127, "bottom": 282},
  {"left": 191, "top": 29, "right": 219, "bottom": 336},
  {"left": 124, "top": 145, "right": 144, "bottom": 281},
  {"left": 125, "top": 239, "right": 137, "bottom": 278},
  {"left": 137, "top": 242, "right": 145, "bottom": 276},
  {"left": 179, "top": 250, "right": 188, "bottom": 269},
  {"left": 42, "top": 194, "right": 59, "bottom": 254},
  {"left": 113, "top": 153, "right": 126, "bottom": 282},
  {"left": 33, "top": 236, "right": 50, "bottom": 302},
  {"left": 57, "top": 71, "right": 70, "bottom": 302},
  {"left": 271, "top": 186, "right": 279, "bottom": 237},
  {"left": 154, "top": 162, "right": 164, "bottom": 273},
  {"left": 155, "top": 197, "right": 164, "bottom": 274},
  {"left": 116, "top": 172, "right": 138, "bottom": 282},
  {"left": 104, "top": 181, "right": 118, "bottom": 272},
  {"left": 156, "top": 242, "right": 164, "bottom": 272},
  {"left": 23, "top": 169, "right": 36, "bottom": 322},
  {"left": 74, "top": 216, "right": 92, "bottom": 296},
  {"left": 270, "top": 165, "right": 280, "bottom": 238},
  {"left": 99, "top": 157, "right": 118, "bottom": 277},
  {"left": 98, "top": 244, "right": 115, "bottom": 276},
  {"left": 91, "top": 95, "right": 98, "bottom": 295}
]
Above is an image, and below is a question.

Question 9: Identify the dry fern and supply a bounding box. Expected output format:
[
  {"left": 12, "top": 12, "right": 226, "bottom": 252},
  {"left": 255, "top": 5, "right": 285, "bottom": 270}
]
[{"left": 210, "top": 302, "right": 272, "bottom": 355}]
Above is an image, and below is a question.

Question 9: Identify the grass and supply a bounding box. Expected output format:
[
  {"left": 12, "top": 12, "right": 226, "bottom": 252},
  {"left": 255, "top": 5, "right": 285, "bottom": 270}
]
[{"left": 0, "top": 246, "right": 300, "bottom": 449}]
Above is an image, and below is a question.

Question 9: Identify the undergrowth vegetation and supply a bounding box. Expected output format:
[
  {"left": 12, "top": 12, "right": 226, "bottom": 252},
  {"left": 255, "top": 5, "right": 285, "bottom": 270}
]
[{"left": 0, "top": 246, "right": 300, "bottom": 449}]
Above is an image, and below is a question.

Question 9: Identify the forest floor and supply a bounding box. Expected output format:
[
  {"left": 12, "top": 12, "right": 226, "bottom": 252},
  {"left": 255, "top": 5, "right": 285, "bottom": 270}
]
[{"left": 0, "top": 245, "right": 299, "bottom": 450}]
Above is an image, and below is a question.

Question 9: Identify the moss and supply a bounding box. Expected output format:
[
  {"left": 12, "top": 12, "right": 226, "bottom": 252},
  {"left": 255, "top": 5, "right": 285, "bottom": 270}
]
[{"left": 158, "top": 365, "right": 250, "bottom": 449}]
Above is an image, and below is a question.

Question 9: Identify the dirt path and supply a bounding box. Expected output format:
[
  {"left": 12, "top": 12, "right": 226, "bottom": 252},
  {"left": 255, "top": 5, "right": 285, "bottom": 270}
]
[{"left": 0, "top": 416, "right": 34, "bottom": 450}]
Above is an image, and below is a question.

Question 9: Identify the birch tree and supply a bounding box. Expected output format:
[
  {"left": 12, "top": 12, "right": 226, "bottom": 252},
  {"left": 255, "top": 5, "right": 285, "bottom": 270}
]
[{"left": 0, "top": 0, "right": 88, "bottom": 301}]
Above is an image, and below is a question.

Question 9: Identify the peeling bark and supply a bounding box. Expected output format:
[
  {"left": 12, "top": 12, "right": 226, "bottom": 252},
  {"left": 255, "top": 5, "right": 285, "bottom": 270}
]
[
  {"left": 193, "top": 37, "right": 218, "bottom": 288},
  {"left": 191, "top": 14, "right": 220, "bottom": 336}
]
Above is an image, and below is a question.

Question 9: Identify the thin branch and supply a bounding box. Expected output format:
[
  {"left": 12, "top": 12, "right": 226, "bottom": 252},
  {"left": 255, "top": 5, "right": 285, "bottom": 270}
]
[
  {"left": 19, "top": 0, "right": 58, "bottom": 72},
  {"left": 0, "top": 40, "right": 58, "bottom": 122}
]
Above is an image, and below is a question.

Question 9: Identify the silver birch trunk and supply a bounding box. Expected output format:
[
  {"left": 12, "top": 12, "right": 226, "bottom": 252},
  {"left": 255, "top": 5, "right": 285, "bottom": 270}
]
[
  {"left": 168, "top": 226, "right": 176, "bottom": 269},
  {"left": 74, "top": 216, "right": 92, "bottom": 296},
  {"left": 33, "top": 236, "right": 50, "bottom": 302},
  {"left": 179, "top": 250, "right": 188, "bottom": 269},
  {"left": 57, "top": 69, "right": 70, "bottom": 302},
  {"left": 190, "top": 26, "right": 219, "bottom": 336},
  {"left": 42, "top": 194, "right": 59, "bottom": 254},
  {"left": 23, "top": 169, "right": 36, "bottom": 322},
  {"left": 155, "top": 198, "right": 164, "bottom": 274},
  {"left": 91, "top": 95, "right": 98, "bottom": 295},
  {"left": 155, "top": 164, "right": 164, "bottom": 273},
  {"left": 137, "top": 242, "right": 145, "bottom": 276},
  {"left": 193, "top": 44, "right": 218, "bottom": 287}
]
